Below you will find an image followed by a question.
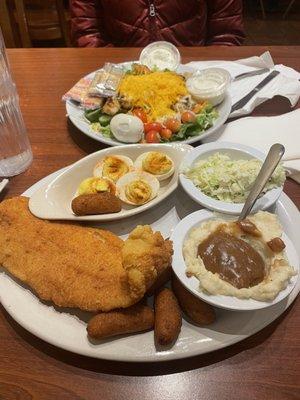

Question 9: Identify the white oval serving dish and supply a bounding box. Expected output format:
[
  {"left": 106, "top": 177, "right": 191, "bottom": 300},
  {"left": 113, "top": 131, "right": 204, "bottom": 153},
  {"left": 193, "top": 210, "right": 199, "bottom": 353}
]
[{"left": 29, "top": 143, "right": 192, "bottom": 221}]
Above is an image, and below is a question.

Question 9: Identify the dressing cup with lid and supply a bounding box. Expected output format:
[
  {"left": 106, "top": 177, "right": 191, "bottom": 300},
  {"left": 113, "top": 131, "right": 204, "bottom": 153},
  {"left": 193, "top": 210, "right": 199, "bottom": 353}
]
[{"left": 186, "top": 68, "right": 231, "bottom": 106}]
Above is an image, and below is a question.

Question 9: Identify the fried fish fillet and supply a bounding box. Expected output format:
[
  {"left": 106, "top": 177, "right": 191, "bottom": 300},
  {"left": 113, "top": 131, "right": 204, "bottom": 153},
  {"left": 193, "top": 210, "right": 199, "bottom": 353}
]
[{"left": 0, "top": 197, "right": 172, "bottom": 312}]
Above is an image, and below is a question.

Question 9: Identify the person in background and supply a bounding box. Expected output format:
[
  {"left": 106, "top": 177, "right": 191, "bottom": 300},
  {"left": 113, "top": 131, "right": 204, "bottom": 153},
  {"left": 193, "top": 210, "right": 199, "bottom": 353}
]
[{"left": 70, "top": 0, "right": 245, "bottom": 47}]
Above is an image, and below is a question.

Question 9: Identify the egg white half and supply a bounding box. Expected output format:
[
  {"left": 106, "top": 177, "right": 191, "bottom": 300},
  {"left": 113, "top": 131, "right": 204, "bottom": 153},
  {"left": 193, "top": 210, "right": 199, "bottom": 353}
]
[
  {"left": 93, "top": 155, "right": 134, "bottom": 182},
  {"left": 134, "top": 151, "right": 175, "bottom": 181},
  {"left": 110, "top": 114, "right": 144, "bottom": 143},
  {"left": 116, "top": 171, "right": 160, "bottom": 205},
  {"left": 75, "top": 176, "right": 116, "bottom": 197}
]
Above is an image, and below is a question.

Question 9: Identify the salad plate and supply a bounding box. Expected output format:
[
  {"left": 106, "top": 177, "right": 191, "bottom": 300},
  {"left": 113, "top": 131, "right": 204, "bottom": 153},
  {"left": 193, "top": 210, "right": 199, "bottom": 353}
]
[
  {"left": 65, "top": 63, "right": 231, "bottom": 147},
  {"left": 0, "top": 170, "right": 299, "bottom": 361},
  {"left": 29, "top": 143, "right": 192, "bottom": 221},
  {"left": 179, "top": 142, "right": 284, "bottom": 215}
]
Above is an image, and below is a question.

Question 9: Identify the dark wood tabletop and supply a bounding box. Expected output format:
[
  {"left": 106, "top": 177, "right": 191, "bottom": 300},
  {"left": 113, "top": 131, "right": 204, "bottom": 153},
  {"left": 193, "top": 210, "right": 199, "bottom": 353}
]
[{"left": 1, "top": 47, "right": 300, "bottom": 400}]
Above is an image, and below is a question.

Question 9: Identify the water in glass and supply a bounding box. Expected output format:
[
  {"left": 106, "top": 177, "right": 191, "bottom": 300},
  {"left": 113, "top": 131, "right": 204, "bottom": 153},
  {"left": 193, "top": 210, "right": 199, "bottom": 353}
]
[{"left": 0, "top": 29, "right": 32, "bottom": 177}]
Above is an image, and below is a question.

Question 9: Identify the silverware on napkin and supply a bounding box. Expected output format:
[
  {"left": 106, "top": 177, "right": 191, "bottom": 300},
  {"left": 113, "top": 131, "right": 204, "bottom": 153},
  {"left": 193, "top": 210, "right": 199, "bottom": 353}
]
[
  {"left": 233, "top": 68, "right": 270, "bottom": 81},
  {"left": 231, "top": 70, "right": 280, "bottom": 113}
]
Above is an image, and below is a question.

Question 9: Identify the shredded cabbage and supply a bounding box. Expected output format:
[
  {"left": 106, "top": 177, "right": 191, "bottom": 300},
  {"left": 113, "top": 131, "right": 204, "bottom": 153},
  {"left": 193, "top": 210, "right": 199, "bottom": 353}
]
[{"left": 184, "top": 152, "right": 286, "bottom": 203}]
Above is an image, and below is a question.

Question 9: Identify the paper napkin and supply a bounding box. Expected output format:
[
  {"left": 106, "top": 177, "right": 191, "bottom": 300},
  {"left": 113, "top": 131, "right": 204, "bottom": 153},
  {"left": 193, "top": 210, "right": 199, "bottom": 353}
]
[
  {"left": 184, "top": 51, "right": 300, "bottom": 118},
  {"left": 203, "top": 109, "right": 300, "bottom": 183}
]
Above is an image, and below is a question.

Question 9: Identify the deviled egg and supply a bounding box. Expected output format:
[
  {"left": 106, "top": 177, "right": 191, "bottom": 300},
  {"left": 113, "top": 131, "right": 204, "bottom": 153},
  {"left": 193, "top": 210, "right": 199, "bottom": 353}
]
[
  {"left": 134, "top": 151, "right": 175, "bottom": 181},
  {"left": 93, "top": 155, "right": 133, "bottom": 182},
  {"left": 110, "top": 114, "right": 144, "bottom": 143},
  {"left": 116, "top": 171, "right": 159, "bottom": 205},
  {"left": 77, "top": 177, "right": 116, "bottom": 196}
]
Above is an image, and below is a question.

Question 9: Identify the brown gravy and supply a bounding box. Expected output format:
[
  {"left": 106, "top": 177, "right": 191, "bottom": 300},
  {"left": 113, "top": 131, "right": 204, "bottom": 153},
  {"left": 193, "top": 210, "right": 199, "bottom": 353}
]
[{"left": 197, "top": 230, "right": 266, "bottom": 289}]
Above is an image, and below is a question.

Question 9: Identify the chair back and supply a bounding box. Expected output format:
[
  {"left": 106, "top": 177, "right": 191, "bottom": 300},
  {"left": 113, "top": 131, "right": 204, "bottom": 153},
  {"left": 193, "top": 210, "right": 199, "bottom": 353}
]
[
  {"left": 0, "top": 0, "right": 16, "bottom": 47},
  {"left": 10, "top": 0, "right": 71, "bottom": 47}
]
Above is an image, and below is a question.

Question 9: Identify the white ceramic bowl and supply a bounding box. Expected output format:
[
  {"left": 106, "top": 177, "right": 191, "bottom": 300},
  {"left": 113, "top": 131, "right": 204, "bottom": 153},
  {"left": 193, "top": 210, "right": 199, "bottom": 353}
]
[
  {"left": 171, "top": 209, "right": 299, "bottom": 311},
  {"left": 29, "top": 143, "right": 192, "bottom": 222},
  {"left": 179, "top": 141, "right": 284, "bottom": 215}
]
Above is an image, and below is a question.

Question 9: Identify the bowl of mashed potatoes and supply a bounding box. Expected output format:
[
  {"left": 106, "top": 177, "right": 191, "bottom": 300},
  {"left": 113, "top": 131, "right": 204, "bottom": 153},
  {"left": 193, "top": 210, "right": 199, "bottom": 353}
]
[{"left": 171, "top": 209, "right": 298, "bottom": 311}]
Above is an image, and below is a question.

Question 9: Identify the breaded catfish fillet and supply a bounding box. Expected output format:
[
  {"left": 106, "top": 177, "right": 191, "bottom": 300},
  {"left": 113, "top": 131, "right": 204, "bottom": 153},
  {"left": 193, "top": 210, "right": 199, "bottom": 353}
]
[{"left": 0, "top": 197, "right": 172, "bottom": 312}]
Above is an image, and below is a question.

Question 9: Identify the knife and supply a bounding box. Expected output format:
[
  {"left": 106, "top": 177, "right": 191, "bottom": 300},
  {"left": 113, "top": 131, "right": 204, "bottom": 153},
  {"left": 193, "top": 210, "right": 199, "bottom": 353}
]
[
  {"left": 231, "top": 70, "right": 280, "bottom": 113},
  {"left": 233, "top": 68, "right": 270, "bottom": 81}
]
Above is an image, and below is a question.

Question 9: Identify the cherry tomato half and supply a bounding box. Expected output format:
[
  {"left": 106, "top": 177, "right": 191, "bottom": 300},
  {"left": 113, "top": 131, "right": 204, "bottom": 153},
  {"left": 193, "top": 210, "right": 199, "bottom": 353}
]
[
  {"left": 165, "top": 118, "right": 181, "bottom": 133},
  {"left": 160, "top": 128, "right": 173, "bottom": 140},
  {"left": 132, "top": 108, "right": 148, "bottom": 123},
  {"left": 181, "top": 111, "right": 196, "bottom": 124},
  {"left": 144, "top": 122, "right": 163, "bottom": 133},
  {"left": 145, "top": 130, "right": 161, "bottom": 143}
]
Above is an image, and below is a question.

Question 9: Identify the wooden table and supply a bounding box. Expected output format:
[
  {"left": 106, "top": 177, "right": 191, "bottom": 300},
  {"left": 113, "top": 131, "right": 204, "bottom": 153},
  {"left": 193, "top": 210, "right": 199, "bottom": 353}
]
[{"left": 1, "top": 47, "right": 300, "bottom": 400}]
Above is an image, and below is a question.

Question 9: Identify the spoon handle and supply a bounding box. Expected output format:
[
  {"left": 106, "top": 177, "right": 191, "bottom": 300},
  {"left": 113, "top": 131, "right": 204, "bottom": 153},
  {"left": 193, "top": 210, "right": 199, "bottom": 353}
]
[{"left": 238, "top": 143, "right": 285, "bottom": 221}]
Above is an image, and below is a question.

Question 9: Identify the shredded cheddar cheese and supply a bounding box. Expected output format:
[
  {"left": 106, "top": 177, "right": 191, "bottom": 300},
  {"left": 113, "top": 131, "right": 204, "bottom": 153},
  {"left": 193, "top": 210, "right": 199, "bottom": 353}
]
[{"left": 118, "top": 71, "right": 188, "bottom": 121}]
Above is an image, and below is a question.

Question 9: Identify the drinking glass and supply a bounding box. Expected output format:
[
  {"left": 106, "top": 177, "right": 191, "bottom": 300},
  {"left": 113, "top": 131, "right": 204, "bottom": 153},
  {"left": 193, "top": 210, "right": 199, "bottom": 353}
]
[{"left": 0, "top": 28, "right": 32, "bottom": 177}]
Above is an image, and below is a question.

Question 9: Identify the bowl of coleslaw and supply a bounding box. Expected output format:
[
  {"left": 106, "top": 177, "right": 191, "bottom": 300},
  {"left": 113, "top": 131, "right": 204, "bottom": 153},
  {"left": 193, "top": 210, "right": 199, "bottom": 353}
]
[{"left": 179, "top": 142, "right": 286, "bottom": 215}]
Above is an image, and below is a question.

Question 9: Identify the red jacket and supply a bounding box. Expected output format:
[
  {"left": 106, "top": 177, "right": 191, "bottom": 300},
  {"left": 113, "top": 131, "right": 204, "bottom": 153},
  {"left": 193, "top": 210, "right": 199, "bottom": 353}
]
[{"left": 70, "top": 0, "right": 245, "bottom": 47}]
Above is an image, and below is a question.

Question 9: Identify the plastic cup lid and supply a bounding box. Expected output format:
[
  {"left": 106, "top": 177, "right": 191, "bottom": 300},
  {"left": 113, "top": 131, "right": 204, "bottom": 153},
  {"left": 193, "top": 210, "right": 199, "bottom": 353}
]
[
  {"left": 186, "top": 68, "right": 232, "bottom": 96},
  {"left": 139, "top": 41, "right": 181, "bottom": 71}
]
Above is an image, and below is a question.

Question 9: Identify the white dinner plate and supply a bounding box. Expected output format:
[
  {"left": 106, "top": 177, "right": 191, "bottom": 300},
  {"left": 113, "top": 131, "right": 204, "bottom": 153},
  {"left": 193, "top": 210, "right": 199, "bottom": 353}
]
[
  {"left": 0, "top": 179, "right": 9, "bottom": 194},
  {"left": 0, "top": 170, "right": 299, "bottom": 362},
  {"left": 65, "top": 64, "right": 232, "bottom": 147},
  {"left": 28, "top": 143, "right": 192, "bottom": 221},
  {"left": 171, "top": 209, "right": 298, "bottom": 311},
  {"left": 179, "top": 142, "right": 284, "bottom": 215}
]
